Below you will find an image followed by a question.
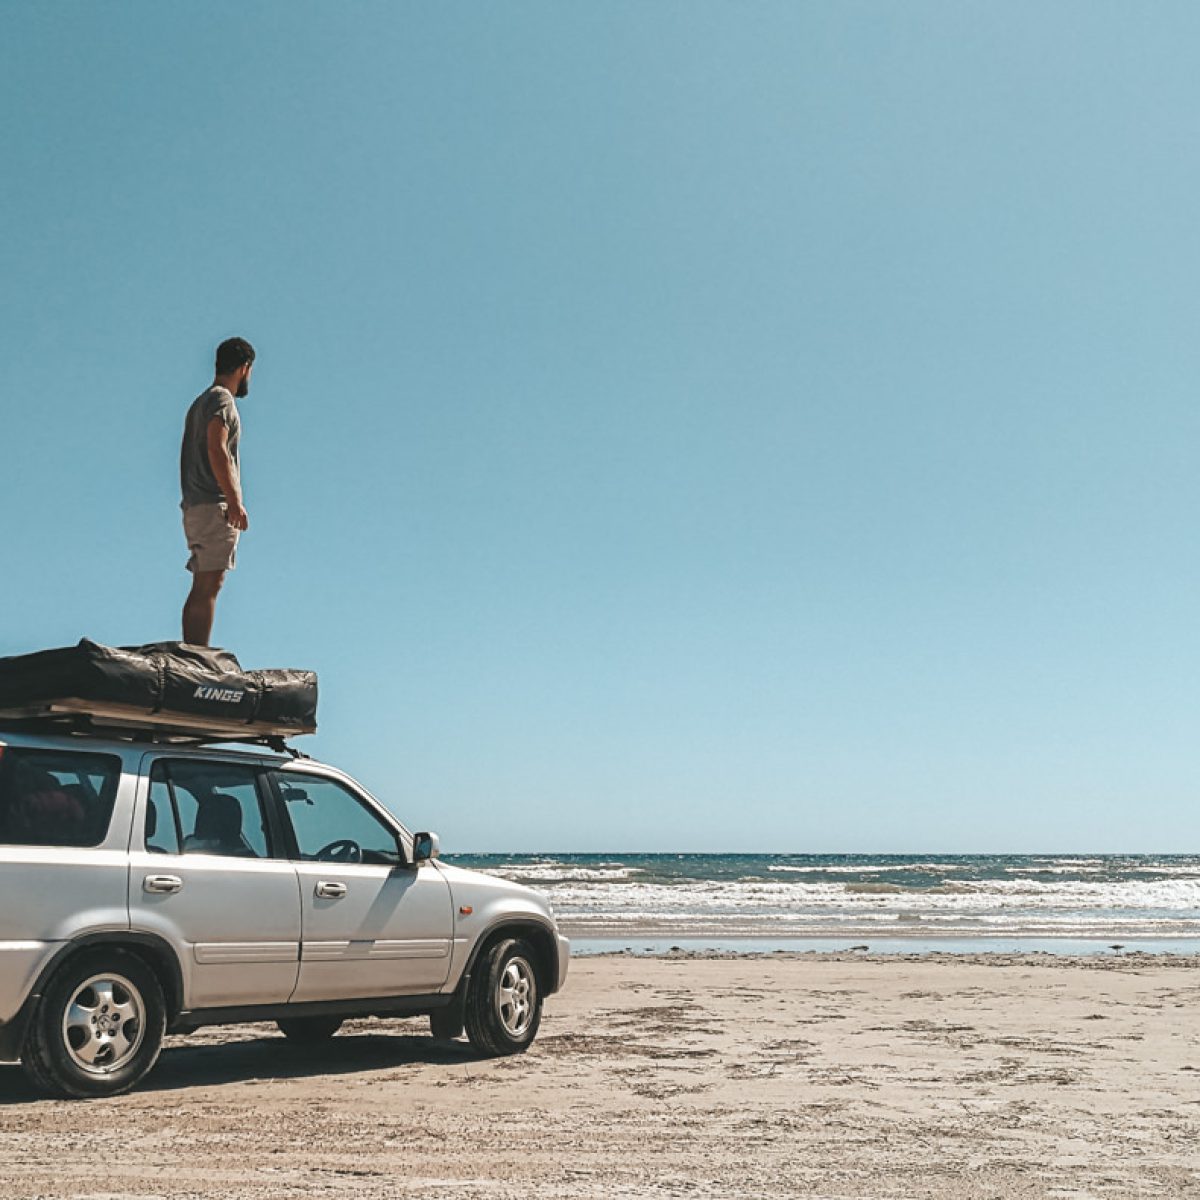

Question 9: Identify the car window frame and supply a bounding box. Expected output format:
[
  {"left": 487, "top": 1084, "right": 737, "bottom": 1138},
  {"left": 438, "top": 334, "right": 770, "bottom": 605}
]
[
  {"left": 147, "top": 756, "right": 290, "bottom": 862},
  {"left": 265, "top": 767, "right": 409, "bottom": 868}
]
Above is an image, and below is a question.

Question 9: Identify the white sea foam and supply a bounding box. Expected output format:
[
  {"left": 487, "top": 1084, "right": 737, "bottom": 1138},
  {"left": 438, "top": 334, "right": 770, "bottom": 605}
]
[
  {"left": 513, "top": 879, "right": 1200, "bottom": 941},
  {"left": 768, "top": 864, "right": 895, "bottom": 874},
  {"left": 537, "top": 877, "right": 1200, "bottom": 907},
  {"left": 1006, "top": 865, "right": 1108, "bottom": 875},
  {"left": 465, "top": 856, "right": 1200, "bottom": 939},
  {"left": 486, "top": 864, "right": 643, "bottom": 883},
  {"left": 767, "top": 862, "right": 975, "bottom": 875},
  {"left": 1124, "top": 864, "right": 1200, "bottom": 877}
]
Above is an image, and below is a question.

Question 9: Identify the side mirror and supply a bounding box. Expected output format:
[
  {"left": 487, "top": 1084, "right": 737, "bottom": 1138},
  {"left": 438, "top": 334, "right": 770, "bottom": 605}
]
[{"left": 412, "top": 831, "right": 441, "bottom": 865}]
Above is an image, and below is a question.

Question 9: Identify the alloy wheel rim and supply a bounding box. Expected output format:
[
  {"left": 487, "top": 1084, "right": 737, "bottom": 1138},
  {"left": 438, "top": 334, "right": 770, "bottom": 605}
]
[
  {"left": 497, "top": 956, "right": 535, "bottom": 1037},
  {"left": 62, "top": 973, "right": 146, "bottom": 1075}
]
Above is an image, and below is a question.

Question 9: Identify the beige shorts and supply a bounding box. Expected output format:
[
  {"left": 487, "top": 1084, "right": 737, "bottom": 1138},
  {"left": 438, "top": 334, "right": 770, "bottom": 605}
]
[{"left": 183, "top": 503, "right": 239, "bottom": 574}]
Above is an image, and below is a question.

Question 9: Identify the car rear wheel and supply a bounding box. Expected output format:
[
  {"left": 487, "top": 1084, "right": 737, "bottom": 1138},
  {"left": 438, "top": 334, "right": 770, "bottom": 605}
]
[
  {"left": 22, "top": 948, "right": 166, "bottom": 1099},
  {"left": 276, "top": 1016, "right": 343, "bottom": 1043},
  {"left": 464, "top": 937, "right": 542, "bottom": 1056}
]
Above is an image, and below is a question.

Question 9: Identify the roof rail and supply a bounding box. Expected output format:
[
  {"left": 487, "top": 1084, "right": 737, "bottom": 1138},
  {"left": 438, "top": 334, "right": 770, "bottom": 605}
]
[{"left": 0, "top": 711, "right": 310, "bottom": 758}]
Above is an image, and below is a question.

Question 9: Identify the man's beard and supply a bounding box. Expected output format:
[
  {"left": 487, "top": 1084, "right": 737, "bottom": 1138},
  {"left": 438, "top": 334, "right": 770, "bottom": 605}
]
[{"left": 237, "top": 376, "right": 250, "bottom": 398}]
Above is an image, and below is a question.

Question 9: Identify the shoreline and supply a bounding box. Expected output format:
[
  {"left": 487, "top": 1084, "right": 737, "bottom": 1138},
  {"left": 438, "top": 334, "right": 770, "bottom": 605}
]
[{"left": 567, "top": 932, "right": 1200, "bottom": 958}]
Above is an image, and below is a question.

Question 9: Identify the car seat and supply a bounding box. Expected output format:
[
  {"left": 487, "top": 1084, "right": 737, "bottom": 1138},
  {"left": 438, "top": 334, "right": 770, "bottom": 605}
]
[{"left": 183, "top": 793, "right": 253, "bottom": 856}]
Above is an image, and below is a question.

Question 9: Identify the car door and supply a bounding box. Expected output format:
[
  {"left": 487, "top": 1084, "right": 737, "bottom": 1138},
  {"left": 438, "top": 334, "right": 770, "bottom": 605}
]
[
  {"left": 271, "top": 768, "right": 453, "bottom": 1001},
  {"left": 127, "top": 755, "right": 301, "bottom": 1009}
]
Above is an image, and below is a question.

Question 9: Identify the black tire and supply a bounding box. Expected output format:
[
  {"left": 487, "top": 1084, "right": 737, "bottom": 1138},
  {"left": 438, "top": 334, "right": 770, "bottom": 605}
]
[
  {"left": 464, "top": 937, "right": 542, "bottom": 1057},
  {"left": 276, "top": 1016, "right": 343, "bottom": 1043},
  {"left": 21, "top": 948, "right": 166, "bottom": 1100},
  {"left": 429, "top": 1007, "right": 464, "bottom": 1040}
]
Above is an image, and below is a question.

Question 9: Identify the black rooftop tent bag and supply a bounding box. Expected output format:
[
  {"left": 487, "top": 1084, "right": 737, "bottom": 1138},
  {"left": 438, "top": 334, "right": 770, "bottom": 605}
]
[{"left": 0, "top": 640, "right": 317, "bottom": 738}]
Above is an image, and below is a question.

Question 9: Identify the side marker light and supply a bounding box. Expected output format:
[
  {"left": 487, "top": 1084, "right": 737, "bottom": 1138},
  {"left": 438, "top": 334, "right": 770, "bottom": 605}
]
[{"left": 459, "top": 906, "right": 473, "bottom": 916}]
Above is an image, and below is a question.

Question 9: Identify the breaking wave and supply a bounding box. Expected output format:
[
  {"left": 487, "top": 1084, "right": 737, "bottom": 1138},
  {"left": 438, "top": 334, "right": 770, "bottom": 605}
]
[{"left": 445, "top": 853, "right": 1200, "bottom": 940}]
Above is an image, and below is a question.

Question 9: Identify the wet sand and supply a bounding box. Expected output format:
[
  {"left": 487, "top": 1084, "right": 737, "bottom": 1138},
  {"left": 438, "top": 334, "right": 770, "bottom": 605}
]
[{"left": 0, "top": 952, "right": 1197, "bottom": 1198}]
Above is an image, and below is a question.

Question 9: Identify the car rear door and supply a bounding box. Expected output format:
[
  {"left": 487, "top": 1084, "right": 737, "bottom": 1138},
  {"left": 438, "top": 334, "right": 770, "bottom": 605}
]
[
  {"left": 127, "top": 754, "right": 301, "bottom": 1009},
  {"left": 270, "top": 767, "right": 453, "bottom": 1001}
]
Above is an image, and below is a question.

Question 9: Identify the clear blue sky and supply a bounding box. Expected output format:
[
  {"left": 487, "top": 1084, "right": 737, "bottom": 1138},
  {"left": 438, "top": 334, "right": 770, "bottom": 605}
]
[{"left": 3, "top": 2, "right": 1198, "bottom": 853}]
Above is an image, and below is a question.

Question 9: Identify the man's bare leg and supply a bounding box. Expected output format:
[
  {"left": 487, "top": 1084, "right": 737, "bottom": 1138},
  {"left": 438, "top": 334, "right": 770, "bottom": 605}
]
[{"left": 182, "top": 570, "right": 226, "bottom": 646}]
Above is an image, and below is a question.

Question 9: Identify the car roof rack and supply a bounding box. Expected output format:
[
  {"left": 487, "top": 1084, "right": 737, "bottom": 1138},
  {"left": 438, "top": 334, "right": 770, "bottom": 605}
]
[{"left": 0, "top": 708, "right": 311, "bottom": 759}]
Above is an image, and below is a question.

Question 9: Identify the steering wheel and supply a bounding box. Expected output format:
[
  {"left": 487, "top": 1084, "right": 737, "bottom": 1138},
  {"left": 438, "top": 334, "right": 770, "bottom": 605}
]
[{"left": 314, "top": 838, "right": 362, "bottom": 863}]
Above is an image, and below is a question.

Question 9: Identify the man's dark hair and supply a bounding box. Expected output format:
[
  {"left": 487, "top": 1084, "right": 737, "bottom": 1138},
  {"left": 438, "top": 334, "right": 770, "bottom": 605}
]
[{"left": 215, "top": 336, "right": 256, "bottom": 374}]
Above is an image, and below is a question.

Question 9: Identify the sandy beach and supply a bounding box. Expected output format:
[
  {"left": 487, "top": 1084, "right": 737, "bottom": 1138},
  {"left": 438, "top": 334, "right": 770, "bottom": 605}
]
[{"left": 0, "top": 951, "right": 1197, "bottom": 1199}]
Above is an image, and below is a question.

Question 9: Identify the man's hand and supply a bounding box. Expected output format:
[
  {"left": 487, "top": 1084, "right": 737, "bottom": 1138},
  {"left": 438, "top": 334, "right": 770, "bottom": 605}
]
[{"left": 225, "top": 501, "right": 250, "bottom": 531}]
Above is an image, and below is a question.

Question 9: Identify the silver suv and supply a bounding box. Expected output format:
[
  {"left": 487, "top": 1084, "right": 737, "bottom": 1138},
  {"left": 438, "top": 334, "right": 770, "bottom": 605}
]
[{"left": 0, "top": 726, "right": 569, "bottom": 1098}]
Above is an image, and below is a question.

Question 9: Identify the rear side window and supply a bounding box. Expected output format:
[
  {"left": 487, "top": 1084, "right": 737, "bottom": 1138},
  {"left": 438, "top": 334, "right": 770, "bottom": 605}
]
[{"left": 0, "top": 747, "right": 121, "bottom": 848}]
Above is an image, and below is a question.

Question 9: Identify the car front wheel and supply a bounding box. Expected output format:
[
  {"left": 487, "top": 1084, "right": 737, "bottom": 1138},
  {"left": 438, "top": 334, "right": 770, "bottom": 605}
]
[
  {"left": 22, "top": 948, "right": 166, "bottom": 1099},
  {"left": 464, "top": 937, "right": 542, "bottom": 1056}
]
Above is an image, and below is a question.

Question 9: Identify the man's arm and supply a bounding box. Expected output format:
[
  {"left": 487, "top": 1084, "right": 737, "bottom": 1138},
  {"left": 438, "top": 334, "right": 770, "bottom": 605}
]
[{"left": 206, "top": 417, "right": 249, "bottom": 530}]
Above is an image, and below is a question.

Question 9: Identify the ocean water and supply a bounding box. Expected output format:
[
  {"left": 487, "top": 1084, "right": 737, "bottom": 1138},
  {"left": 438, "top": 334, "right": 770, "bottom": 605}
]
[{"left": 442, "top": 853, "right": 1200, "bottom": 953}]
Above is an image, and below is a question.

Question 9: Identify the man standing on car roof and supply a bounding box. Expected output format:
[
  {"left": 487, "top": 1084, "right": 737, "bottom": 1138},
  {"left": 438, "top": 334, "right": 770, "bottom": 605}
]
[{"left": 180, "top": 336, "right": 255, "bottom": 646}]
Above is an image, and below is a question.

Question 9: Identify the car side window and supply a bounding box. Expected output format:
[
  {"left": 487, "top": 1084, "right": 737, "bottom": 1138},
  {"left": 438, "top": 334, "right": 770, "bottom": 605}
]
[
  {"left": 149, "top": 760, "right": 274, "bottom": 859},
  {"left": 275, "top": 773, "right": 403, "bottom": 866},
  {"left": 0, "top": 748, "right": 121, "bottom": 848},
  {"left": 145, "top": 772, "right": 180, "bottom": 855}
]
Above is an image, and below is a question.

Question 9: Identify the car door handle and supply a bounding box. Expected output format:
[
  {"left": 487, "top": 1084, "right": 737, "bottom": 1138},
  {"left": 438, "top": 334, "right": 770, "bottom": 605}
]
[
  {"left": 315, "top": 881, "right": 347, "bottom": 899},
  {"left": 144, "top": 874, "right": 183, "bottom": 895}
]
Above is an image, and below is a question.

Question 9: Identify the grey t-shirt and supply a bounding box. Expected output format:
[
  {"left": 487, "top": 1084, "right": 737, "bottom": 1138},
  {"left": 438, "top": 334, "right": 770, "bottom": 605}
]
[{"left": 180, "top": 386, "right": 240, "bottom": 507}]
